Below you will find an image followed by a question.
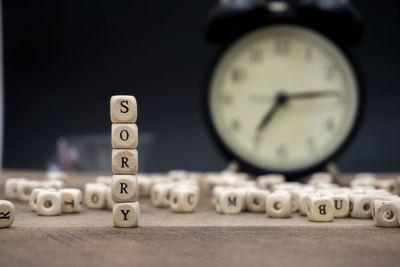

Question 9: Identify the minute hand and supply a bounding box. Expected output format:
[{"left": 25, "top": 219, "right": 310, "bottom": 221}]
[{"left": 287, "top": 90, "right": 340, "bottom": 99}]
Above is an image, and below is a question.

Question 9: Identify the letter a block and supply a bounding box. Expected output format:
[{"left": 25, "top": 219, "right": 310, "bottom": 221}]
[
  {"left": 112, "top": 175, "right": 138, "bottom": 203},
  {"left": 113, "top": 202, "right": 140, "bottom": 227},
  {"left": 110, "top": 95, "right": 137, "bottom": 123},
  {"left": 112, "top": 149, "right": 138, "bottom": 174},
  {"left": 112, "top": 124, "right": 138, "bottom": 149}
]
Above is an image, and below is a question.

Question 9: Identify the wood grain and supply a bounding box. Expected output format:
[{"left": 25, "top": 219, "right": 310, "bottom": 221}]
[{"left": 1, "top": 170, "right": 399, "bottom": 267}]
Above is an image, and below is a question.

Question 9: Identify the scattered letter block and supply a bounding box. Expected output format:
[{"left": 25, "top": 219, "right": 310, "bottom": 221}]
[
  {"left": 0, "top": 200, "right": 15, "bottom": 228},
  {"left": 170, "top": 187, "right": 199, "bottom": 213},
  {"left": 60, "top": 188, "right": 83, "bottom": 213},
  {"left": 36, "top": 191, "right": 62, "bottom": 216},
  {"left": 266, "top": 192, "right": 291, "bottom": 218},
  {"left": 5, "top": 178, "right": 26, "bottom": 199},
  {"left": 85, "top": 183, "right": 107, "bottom": 209},
  {"left": 372, "top": 200, "right": 400, "bottom": 228},
  {"left": 307, "top": 195, "right": 335, "bottom": 222}
]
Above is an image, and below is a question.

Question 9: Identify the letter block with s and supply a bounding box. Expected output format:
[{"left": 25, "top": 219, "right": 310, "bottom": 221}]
[{"left": 110, "top": 95, "right": 137, "bottom": 123}]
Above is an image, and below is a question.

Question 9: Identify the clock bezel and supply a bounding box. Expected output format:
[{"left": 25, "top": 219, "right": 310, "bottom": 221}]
[{"left": 203, "top": 22, "right": 365, "bottom": 179}]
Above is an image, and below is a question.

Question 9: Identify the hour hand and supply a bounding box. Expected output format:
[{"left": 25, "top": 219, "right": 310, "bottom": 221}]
[{"left": 287, "top": 90, "right": 340, "bottom": 99}]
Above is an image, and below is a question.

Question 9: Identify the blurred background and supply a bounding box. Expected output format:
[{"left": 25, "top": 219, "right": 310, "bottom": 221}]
[{"left": 2, "top": 0, "right": 400, "bottom": 173}]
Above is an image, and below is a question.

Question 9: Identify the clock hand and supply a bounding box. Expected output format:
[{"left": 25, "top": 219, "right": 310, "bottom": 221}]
[
  {"left": 256, "top": 92, "right": 288, "bottom": 132},
  {"left": 287, "top": 90, "right": 340, "bottom": 99}
]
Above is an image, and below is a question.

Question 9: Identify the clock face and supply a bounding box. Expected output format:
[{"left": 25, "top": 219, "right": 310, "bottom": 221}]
[{"left": 209, "top": 24, "right": 359, "bottom": 174}]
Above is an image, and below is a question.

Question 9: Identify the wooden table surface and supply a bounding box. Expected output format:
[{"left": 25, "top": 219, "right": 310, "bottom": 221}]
[{"left": 1, "top": 170, "right": 399, "bottom": 267}]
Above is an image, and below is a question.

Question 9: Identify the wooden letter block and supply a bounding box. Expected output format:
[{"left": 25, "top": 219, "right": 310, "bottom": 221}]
[
  {"left": 60, "top": 188, "right": 83, "bottom": 213},
  {"left": 170, "top": 187, "right": 199, "bottom": 213},
  {"left": 95, "top": 176, "right": 112, "bottom": 186},
  {"left": 113, "top": 202, "right": 140, "bottom": 228},
  {"left": 29, "top": 188, "right": 55, "bottom": 211},
  {"left": 110, "top": 95, "right": 137, "bottom": 123},
  {"left": 111, "top": 175, "right": 138, "bottom": 203},
  {"left": 0, "top": 200, "right": 15, "bottom": 228},
  {"left": 349, "top": 193, "right": 372, "bottom": 218},
  {"left": 266, "top": 192, "right": 291, "bottom": 218},
  {"left": 36, "top": 191, "right": 62, "bottom": 216},
  {"left": 256, "top": 174, "right": 285, "bottom": 190},
  {"left": 112, "top": 149, "right": 138, "bottom": 174},
  {"left": 217, "top": 190, "right": 244, "bottom": 214},
  {"left": 5, "top": 178, "right": 26, "bottom": 199},
  {"left": 246, "top": 189, "right": 270, "bottom": 213},
  {"left": 138, "top": 174, "right": 152, "bottom": 198},
  {"left": 331, "top": 193, "right": 350, "bottom": 218},
  {"left": 85, "top": 183, "right": 107, "bottom": 209},
  {"left": 105, "top": 186, "right": 115, "bottom": 210},
  {"left": 307, "top": 195, "right": 334, "bottom": 222},
  {"left": 151, "top": 183, "right": 174, "bottom": 208},
  {"left": 112, "top": 124, "right": 138, "bottom": 149},
  {"left": 373, "top": 200, "right": 400, "bottom": 228},
  {"left": 17, "top": 180, "right": 40, "bottom": 202}
]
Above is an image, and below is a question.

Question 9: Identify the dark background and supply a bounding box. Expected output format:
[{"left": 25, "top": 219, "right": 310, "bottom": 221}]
[{"left": 2, "top": 0, "right": 400, "bottom": 173}]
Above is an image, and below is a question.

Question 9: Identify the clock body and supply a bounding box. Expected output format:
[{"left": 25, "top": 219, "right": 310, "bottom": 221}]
[{"left": 205, "top": 23, "right": 364, "bottom": 178}]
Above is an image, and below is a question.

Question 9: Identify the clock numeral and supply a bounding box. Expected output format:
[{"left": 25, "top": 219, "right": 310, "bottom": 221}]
[
  {"left": 326, "top": 117, "right": 335, "bottom": 132},
  {"left": 232, "top": 68, "right": 246, "bottom": 83},
  {"left": 249, "top": 48, "right": 263, "bottom": 63},
  {"left": 306, "top": 136, "right": 316, "bottom": 151},
  {"left": 231, "top": 120, "right": 241, "bottom": 131},
  {"left": 276, "top": 145, "right": 288, "bottom": 160},
  {"left": 325, "top": 64, "right": 337, "bottom": 81},
  {"left": 217, "top": 93, "right": 233, "bottom": 106},
  {"left": 305, "top": 45, "right": 313, "bottom": 62},
  {"left": 274, "top": 38, "right": 290, "bottom": 55},
  {"left": 254, "top": 133, "right": 262, "bottom": 150}
]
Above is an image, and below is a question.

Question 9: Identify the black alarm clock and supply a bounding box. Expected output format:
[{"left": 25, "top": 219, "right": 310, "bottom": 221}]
[{"left": 204, "top": 0, "right": 364, "bottom": 178}]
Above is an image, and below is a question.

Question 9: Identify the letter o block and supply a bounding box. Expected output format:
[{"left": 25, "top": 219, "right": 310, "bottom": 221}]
[
  {"left": 36, "top": 191, "right": 62, "bottom": 216},
  {"left": 111, "top": 175, "right": 138, "bottom": 203},
  {"left": 5, "top": 178, "right": 26, "bottom": 199},
  {"left": 110, "top": 95, "right": 137, "bottom": 123},
  {"left": 113, "top": 202, "right": 140, "bottom": 228},
  {"left": 307, "top": 195, "right": 334, "bottom": 222},
  {"left": 112, "top": 124, "right": 138, "bottom": 149},
  {"left": 246, "top": 189, "right": 270, "bottom": 213},
  {"left": 372, "top": 200, "right": 400, "bottom": 228},
  {"left": 85, "top": 183, "right": 107, "bottom": 209},
  {"left": 0, "top": 200, "right": 15, "bottom": 228},
  {"left": 349, "top": 193, "right": 372, "bottom": 218},
  {"left": 112, "top": 149, "right": 138, "bottom": 174},
  {"left": 170, "top": 187, "right": 199, "bottom": 213}
]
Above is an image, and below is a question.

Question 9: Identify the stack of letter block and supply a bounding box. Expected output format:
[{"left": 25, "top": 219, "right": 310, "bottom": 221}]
[{"left": 110, "top": 95, "right": 140, "bottom": 228}]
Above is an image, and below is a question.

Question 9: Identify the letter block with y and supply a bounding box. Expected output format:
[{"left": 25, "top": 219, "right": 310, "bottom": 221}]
[
  {"left": 112, "top": 149, "right": 138, "bottom": 174},
  {"left": 113, "top": 202, "right": 140, "bottom": 227},
  {"left": 112, "top": 175, "right": 138, "bottom": 203}
]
